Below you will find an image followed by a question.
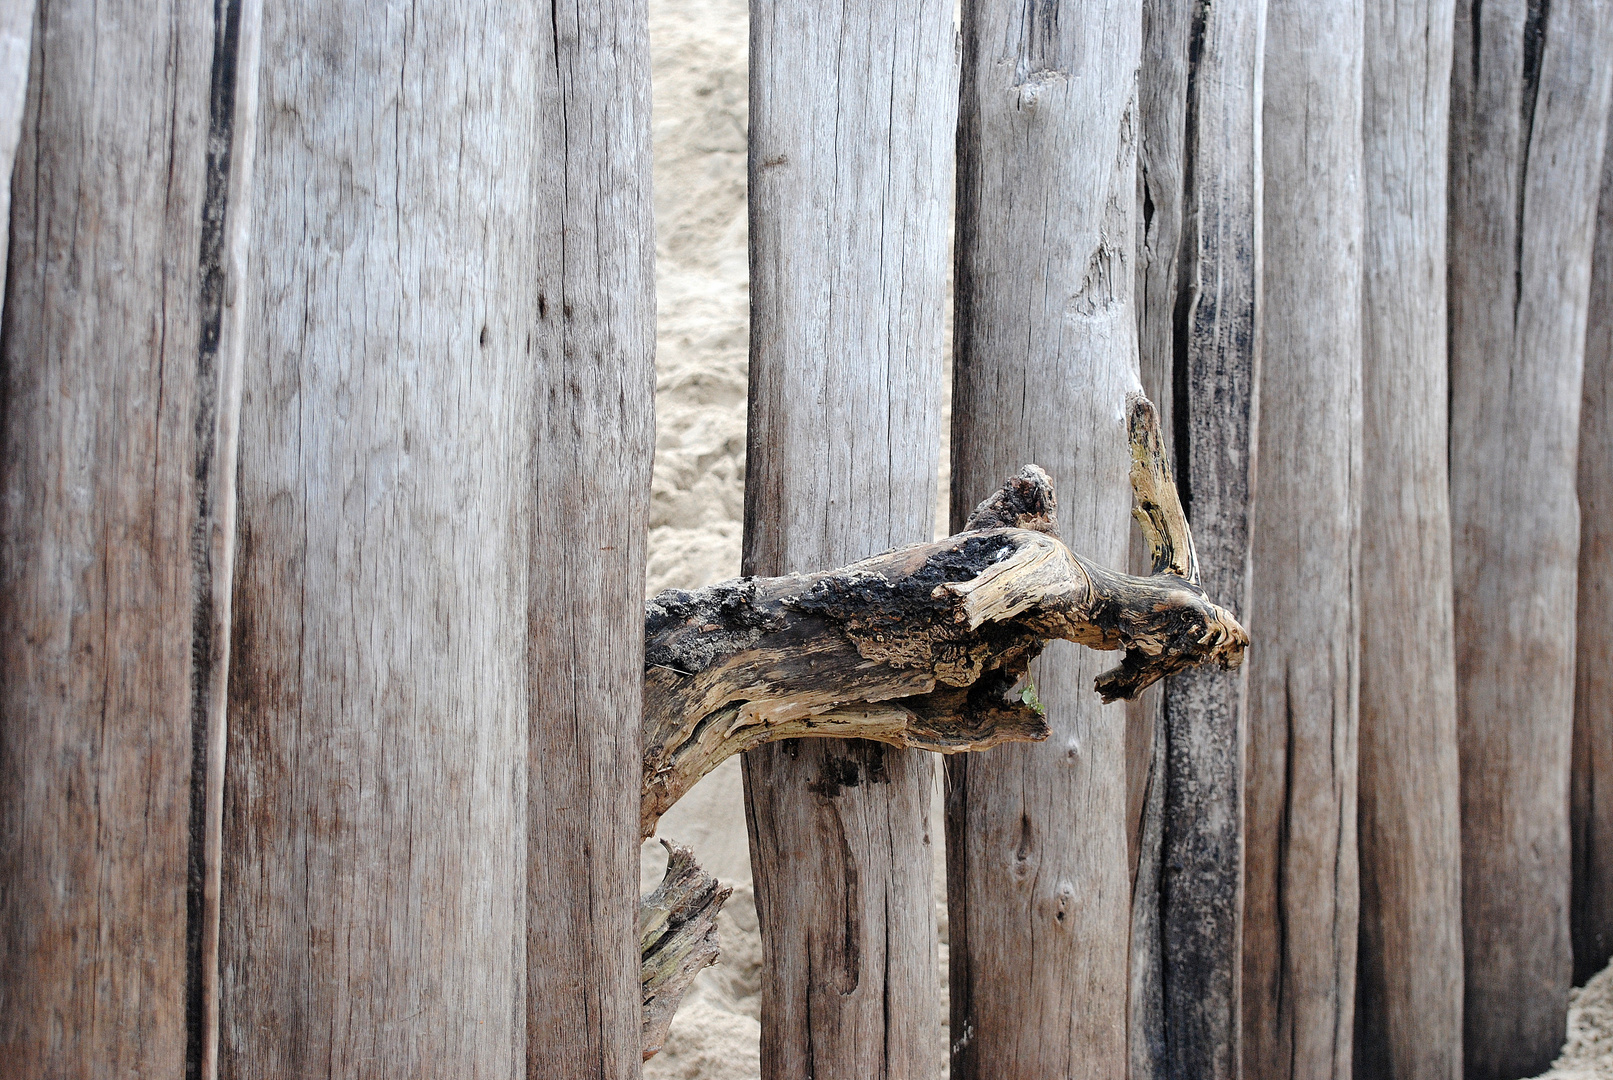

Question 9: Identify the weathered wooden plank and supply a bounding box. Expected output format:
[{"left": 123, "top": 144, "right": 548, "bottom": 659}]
[
  {"left": 1355, "top": 0, "right": 1462, "bottom": 1076},
  {"left": 0, "top": 1, "right": 257, "bottom": 1075},
  {"left": 218, "top": 2, "right": 654, "bottom": 1077},
  {"left": 523, "top": 7, "right": 655, "bottom": 1076},
  {"left": 741, "top": 1, "right": 954, "bottom": 1074},
  {"left": 947, "top": 2, "right": 1141, "bottom": 1076},
  {"left": 1243, "top": 1, "right": 1362, "bottom": 1077},
  {"left": 1447, "top": 2, "right": 1613, "bottom": 1074},
  {"left": 1575, "top": 105, "right": 1613, "bottom": 990},
  {"left": 1132, "top": 1, "right": 1264, "bottom": 1076}
]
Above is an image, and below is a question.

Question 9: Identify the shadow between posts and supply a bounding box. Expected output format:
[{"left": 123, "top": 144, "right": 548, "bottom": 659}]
[{"left": 633, "top": 394, "right": 1251, "bottom": 1058}]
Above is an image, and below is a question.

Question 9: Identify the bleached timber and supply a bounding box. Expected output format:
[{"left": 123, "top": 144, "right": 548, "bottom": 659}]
[
  {"left": 1356, "top": 0, "right": 1464, "bottom": 1076},
  {"left": 740, "top": 0, "right": 957, "bottom": 1075},
  {"left": 1448, "top": 3, "right": 1613, "bottom": 1074},
  {"left": 219, "top": 3, "right": 655, "bottom": 1077},
  {"left": 947, "top": 1, "right": 1143, "bottom": 1075},
  {"left": 1245, "top": 1, "right": 1363, "bottom": 1076},
  {"left": 1576, "top": 106, "right": 1613, "bottom": 990},
  {"left": 0, "top": 2, "right": 258, "bottom": 1076}
]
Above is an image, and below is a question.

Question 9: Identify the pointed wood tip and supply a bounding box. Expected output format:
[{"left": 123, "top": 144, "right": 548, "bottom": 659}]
[{"left": 962, "top": 464, "right": 1060, "bottom": 535}]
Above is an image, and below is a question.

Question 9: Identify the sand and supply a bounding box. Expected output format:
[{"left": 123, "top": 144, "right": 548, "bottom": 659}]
[
  {"left": 638, "top": 2, "right": 1612, "bottom": 1076},
  {"left": 639, "top": 1, "right": 760, "bottom": 1074}
]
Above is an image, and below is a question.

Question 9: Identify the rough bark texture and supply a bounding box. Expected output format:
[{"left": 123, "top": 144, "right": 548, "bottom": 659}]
[
  {"left": 741, "top": 1, "right": 955, "bottom": 1075},
  {"left": 1133, "top": 1, "right": 1264, "bottom": 1076},
  {"left": 0, "top": 1, "right": 257, "bottom": 1076},
  {"left": 641, "top": 842, "right": 732, "bottom": 1060},
  {"left": 218, "top": 3, "right": 654, "bottom": 1078},
  {"left": 647, "top": 456, "right": 1248, "bottom": 840},
  {"left": 1448, "top": 3, "right": 1613, "bottom": 1075},
  {"left": 1244, "top": 2, "right": 1362, "bottom": 1077},
  {"left": 1356, "top": 1, "right": 1463, "bottom": 1077},
  {"left": 1575, "top": 106, "right": 1613, "bottom": 990},
  {"left": 948, "top": 1, "right": 1142, "bottom": 1076}
]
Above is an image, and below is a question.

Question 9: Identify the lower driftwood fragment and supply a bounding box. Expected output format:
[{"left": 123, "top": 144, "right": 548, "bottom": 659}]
[
  {"left": 636, "top": 393, "right": 1249, "bottom": 1056},
  {"left": 640, "top": 840, "right": 731, "bottom": 1060}
]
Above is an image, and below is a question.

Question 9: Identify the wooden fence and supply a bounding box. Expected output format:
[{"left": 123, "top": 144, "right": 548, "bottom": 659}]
[{"left": 2, "top": 1, "right": 1612, "bottom": 1079}]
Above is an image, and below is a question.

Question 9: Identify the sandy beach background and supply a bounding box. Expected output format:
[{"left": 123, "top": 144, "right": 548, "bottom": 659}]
[{"left": 636, "top": 2, "right": 1610, "bottom": 1075}]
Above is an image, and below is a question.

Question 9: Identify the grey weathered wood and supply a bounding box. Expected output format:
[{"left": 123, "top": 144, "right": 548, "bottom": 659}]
[
  {"left": 1447, "top": 3, "right": 1613, "bottom": 1074},
  {"left": 1243, "top": 1, "right": 1362, "bottom": 1077},
  {"left": 741, "top": 1, "right": 955, "bottom": 1075},
  {"left": 218, "top": 2, "right": 654, "bottom": 1077},
  {"left": 1575, "top": 106, "right": 1613, "bottom": 990},
  {"left": 947, "top": 1, "right": 1141, "bottom": 1076},
  {"left": 1355, "top": 0, "right": 1463, "bottom": 1076},
  {"left": 1132, "top": 1, "right": 1264, "bottom": 1076},
  {"left": 0, "top": 0, "right": 257, "bottom": 1075}
]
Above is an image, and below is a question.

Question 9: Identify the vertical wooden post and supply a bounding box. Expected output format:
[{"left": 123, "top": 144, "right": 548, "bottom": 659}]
[
  {"left": 742, "top": 1, "right": 955, "bottom": 1074},
  {"left": 1355, "top": 0, "right": 1463, "bottom": 1077},
  {"left": 1448, "top": 3, "right": 1613, "bottom": 1074},
  {"left": 218, "top": 2, "right": 654, "bottom": 1077},
  {"left": 948, "top": 2, "right": 1141, "bottom": 1077},
  {"left": 1243, "top": 1, "right": 1362, "bottom": 1077},
  {"left": 1575, "top": 109, "right": 1613, "bottom": 988},
  {"left": 1132, "top": 2, "right": 1264, "bottom": 1077},
  {"left": 525, "top": 3, "right": 656, "bottom": 1074},
  {"left": 0, "top": 0, "right": 258, "bottom": 1075}
]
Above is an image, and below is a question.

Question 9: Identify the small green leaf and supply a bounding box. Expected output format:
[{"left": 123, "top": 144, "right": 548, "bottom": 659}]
[{"left": 1019, "top": 678, "right": 1045, "bottom": 717}]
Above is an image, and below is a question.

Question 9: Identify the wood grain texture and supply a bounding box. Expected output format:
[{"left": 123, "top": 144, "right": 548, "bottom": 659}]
[
  {"left": 947, "top": 1, "right": 1141, "bottom": 1076},
  {"left": 1356, "top": 1, "right": 1462, "bottom": 1076},
  {"left": 0, "top": 0, "right": 256, "bottom": 1075},
  {"left": 1133, "top": 2, "right": 1264, "bottom": 1076},
  {"left": 1243, "top": 1, "right": 1362, "bottom": 1077},
  {"left": 741, "top": 1, "right": 955, "bottom": 1075},
  {"left": 1447, "top": 2, "right": 1613, "bottom": 1074},
  {"left": 218, "top": 2, "right": 654, "bottom": 1077},
  {"left": 1575, "top": 106, "right": 1613, "bottom": 989},
  {"left": 522, "top": 4, "right": 655, "bottom": 1074}
]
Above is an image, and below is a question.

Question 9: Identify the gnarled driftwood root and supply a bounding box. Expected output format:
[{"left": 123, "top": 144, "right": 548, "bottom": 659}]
[
  {"left": 640, "top": 840, "right": 730, "bottom": 1059},
  {"left": 636, "top": 393, "right": 1249, "bottom": 1056}
]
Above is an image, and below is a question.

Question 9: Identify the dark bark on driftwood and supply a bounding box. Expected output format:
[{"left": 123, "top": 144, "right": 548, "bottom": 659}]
[{"left": 636, "top": 396, "right": 1249, "bottom": 1054}]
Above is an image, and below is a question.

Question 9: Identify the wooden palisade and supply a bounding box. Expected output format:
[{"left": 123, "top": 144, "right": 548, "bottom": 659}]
[
  {"left": 1245, "top": 0, "right": 1364, "bottom": 1075},
  {"left": 1448, "top": 2, "right": 1613, "bottom": 1073},
  {"left": 219, "top": 2, "right": 656, "bottom": 1077},
  {"left": 1132, "top": 0, "right": 1265, "bottom": 1075},
  {"left": 1356, "top": 0, "right": 1464, "bottom": 1075},
  {"left": 741, "top": 0, "right": 956, "bottom": 1074}
]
